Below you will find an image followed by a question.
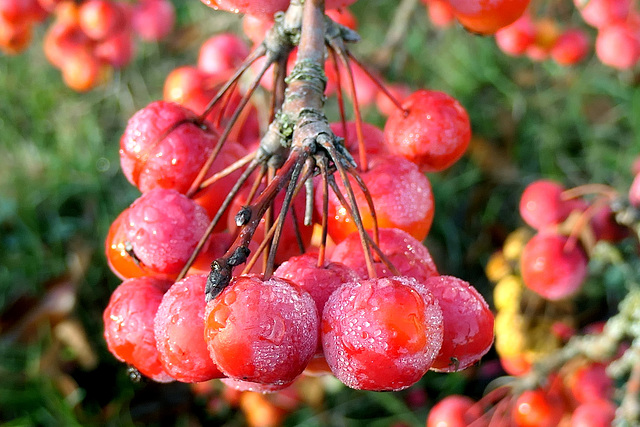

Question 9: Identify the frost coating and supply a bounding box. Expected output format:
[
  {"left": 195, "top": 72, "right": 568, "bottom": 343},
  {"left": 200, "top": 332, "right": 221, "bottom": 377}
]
[
  {"left": 425, "top": 275, "right": 495, "bottom": 372},
  {"left": 154, "top": 274, "right": 224, "bottom": 382},
  {"left": 204, "top": 274, "right": 319, "bottom": 385},
  {"left": 321, "top": 276, "right": 444, "bottom": 391},
  {"left": 125, "top": 188, "right": 210, "bottom": 274},
  {"left": 331, "top": 227, "right": 439, "bottom": 281},
  {"left": 120, "top": 100, "right": 218, "bottom": 193},
  {"left": 103, "top": 276, "right": 174, "bottom": 383}
]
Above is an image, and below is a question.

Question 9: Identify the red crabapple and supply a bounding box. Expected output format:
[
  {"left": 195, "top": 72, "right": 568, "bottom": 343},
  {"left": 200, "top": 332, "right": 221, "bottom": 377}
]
[
  {"left": 329, "top": 121, "right": 388, "bottom": 159},
  {"left": 221, "top": 378, "right": 293, "bottom": 393},
  {"left": 124, "top": 189, "right": 211, "bottom": 275},
  {"left": 330, "top": 228, "right": 439, "bottom": 281},
  {"left": 197, "top": 33, "right": 250, "bottom": 78},
  {"left": 274, "top": 253, "right": 359, "bottom": 350},
  {"left": 204, "top": 274, "right": 318, "bottom": 385},
  {"left": 567, "top": 363, "right": 614, "bottom": 404},
  {"left": 446, "top": 0, "right": 531, "bottom": 35},
  {"left": 322, "top": 276, "right": 443, "bottom": 391},
  {"left": 94, "top": 30, "right": 135, "bottom": 68},
  {"left": 154, "top": 274, "right": 225, "bottom": 383},
  {"left": 519, "top": 180, "right": 582, "bottom": 230},
  {"left": 569, "top": 400, "right": 616, "bottom": 427},
  {"left": 318, "top": 154, "right": 435, "bottom": 243},
  {"left": 574, "top": 0, "right": 631, "bottom": 29},
  {"left": 424, "top": 275, "right": 494, "bottom": 372},
  {"left": 550, "top": 29, "right": 590, "bottom": 66},
  {"left": 426, "top": 395, "right": 483, "bottom": 427},
  {"left": 384, "top": 89, "right": 471, "bottom": 173},
  {"left": 131, "top": 0, "right": 174, "bottom": 41},
  {"left": 595, "top": 23, "right": 640, "bottom": 70},
  {"left": 512, "top": 388, "right": 565, "bottom": 427},
  {"left": 495, "top": 14, "right": 536, "bottom": 56},
  {"left": 78, "top": 0, "right": 123, "bottom": 41},
  {"left": 119, "top": 100, "right": 219, "bottom": 194},
  {"left": 629, "top": 173, "right": 640, "bottom": 207},
  {"left": 103, "top": 276, "right": 174, "bottom": 382},
  {"left": 520, "top": 232, "right": 588, "bottom": 300},
  {"left": 424, "top": 0, "right": 456, "bottom": 29}
]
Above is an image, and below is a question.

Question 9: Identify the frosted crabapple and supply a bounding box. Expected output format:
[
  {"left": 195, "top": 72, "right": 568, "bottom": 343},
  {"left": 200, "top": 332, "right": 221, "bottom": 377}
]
[
  {"left": 424, "top": 275, "right": 494, "bottom": 372},
  {"left": 274, "top": 253, "right": 359, "bottom": 350},
  {"left": 154, "top": 274, "right": 225, "bottom": 383},
  {"left": 203, "top": 275, "right": 318, "bottom": 385},
  {"left": 122, "top": 188, "right": 211, "bottom": 275},
  {"left": 321, "top": 276, "right": 444, "bottom": 391},
  {"left": 103, "top": 276, "right": 174, "bottom": 382},
  {"left": 318, "top": 154, "right": 435, "bottom": 243},
  {"left": 330, "top": 228, "right": 439, "bottom": 281},
  {"left": 383, "top": 89, "right": 471, "bottom": 173}
]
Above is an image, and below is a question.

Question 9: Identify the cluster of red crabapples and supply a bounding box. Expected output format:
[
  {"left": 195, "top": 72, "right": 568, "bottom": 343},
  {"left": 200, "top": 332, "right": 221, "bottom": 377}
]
[
  {"left": 102, "top": 0, "right": 495, "bottom": 393},
  {"left": 466, "top": 162, "right": 640, "bottom": 426},
  {"left": 1, "top": 0, "right": 175, "bottom": 91},
  {"left": 421, "top": 0, "right": 640, "bottom": 70},
  {"left": 426, "top": 355, "right": 617, "bottom": 427}
]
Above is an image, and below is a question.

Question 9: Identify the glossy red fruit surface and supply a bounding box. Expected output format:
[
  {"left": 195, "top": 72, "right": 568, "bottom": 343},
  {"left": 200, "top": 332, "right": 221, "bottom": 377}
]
[
  {"left": 204, "top": 274, "right": 318, "bottom": 385},
  {"left": 520, "top": 232, "right": 588, "bottom": 300},
  {"left": 322, "top": 276, "right": 443, "bottom": 391},
  {"left": 495, "top": 14, "right": 536, "bottom": 56},
  {"left": 519, "top": 180, "right": 579, "bottom": 230},
  {"left": 78, "top": 0, "right": 123, "bottom": 41},
  {"left": 383, "top": 89, "right": 471, "bottom": 172},
  {"left": 319, "top": 154, "right": 435, "bottom": 243},
  {"left": 274, "top": 253, "right": 358, "bottom": 350},
  {"left": 550, "top": 29, "right": 590, "bottom": 65},
  {"left": 595, "top": 23, "right": 640, "bottom": 69},
  {"left": 569, "top": 399, "right": 616, "bottom": 427},
  {"left": 197, "top": 33, "right": 250, "bottom": 78},
  {"left": 447, "top": 0, "right": 530, "bottom": 35},
  {"left": 426, "top": 395, "right": 483, "bottom": 427},
  {"left": 124, "top": 189, "right": 211, "bottom": 275},
  {"left": 425, "top": 275, "right": 494, "bottom": 372},
  {"left": 154, "top": 274, "right": 225, "bottom": 383},
  {"left": 131, "top": 0, "right": 174, "bottom": 41},
  {"left": 103, "top": 276, "right": 174, "bottom": 382},
  {"left": 199, "top": 0, "right": 357, "bottom": 17},
  {"left": 119, "top": 100, "right": 219, "bottom": 194},
  {"left": 330, "top": 228, "right": 439, "bottom": 281},
  {"left": 574, "top": 0, "right": 631, "bottom": 28},
  {"left": 512, "top": 388, "right": 565, "bottom": 427}
]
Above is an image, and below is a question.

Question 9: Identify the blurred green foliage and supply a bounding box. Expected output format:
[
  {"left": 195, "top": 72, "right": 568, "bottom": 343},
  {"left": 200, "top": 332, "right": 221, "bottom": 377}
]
[{"left": 0, "top": 0, "right": 639, "bottom": 425}]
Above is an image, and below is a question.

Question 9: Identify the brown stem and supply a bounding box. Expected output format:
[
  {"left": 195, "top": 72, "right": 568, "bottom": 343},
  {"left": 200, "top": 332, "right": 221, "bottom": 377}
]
[
  {"left": 330, "top": 48, "right": 348, "bottom": 139},
  {"left": 206, "top": 149, "right": 303, "bottom": 300},
  {"left": 333, "top": 48, "right": 368, "bottom": 172},
  {"left": 187, "top": 57, "right": 273, "bottom": 198},
  {"left": 264, "top": 148, "right": 310, "bottom": 279},
  {"left": 198, "top": 45, "right": 266, "bottom": 122},
  {"left": 176, "top": 158, "right": 262, "bottom": 281},
  {"left": 198, "top": 150, "right": 256, "bottom": 190},
  {"left": 348, "top": 52, "right": 406, "bottom": 114}
]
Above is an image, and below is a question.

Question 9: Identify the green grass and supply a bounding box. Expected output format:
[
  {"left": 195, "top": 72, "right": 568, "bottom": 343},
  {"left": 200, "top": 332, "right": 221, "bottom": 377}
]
[{"left": 1, "top": 1, "right": 639, "bottom": 425}]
